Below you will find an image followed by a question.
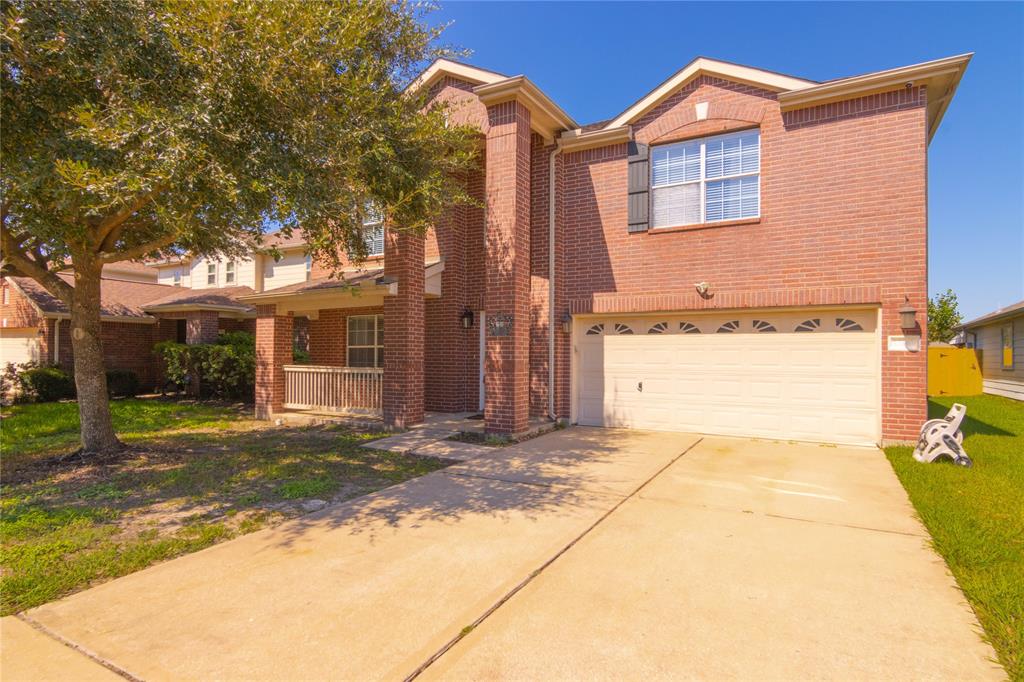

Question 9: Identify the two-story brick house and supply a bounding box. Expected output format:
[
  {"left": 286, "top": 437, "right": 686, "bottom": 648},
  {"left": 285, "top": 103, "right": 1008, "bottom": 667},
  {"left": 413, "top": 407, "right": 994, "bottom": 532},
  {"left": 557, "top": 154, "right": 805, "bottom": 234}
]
[{"left": 247, "top": 53, "right": 971, "bottom": 445}]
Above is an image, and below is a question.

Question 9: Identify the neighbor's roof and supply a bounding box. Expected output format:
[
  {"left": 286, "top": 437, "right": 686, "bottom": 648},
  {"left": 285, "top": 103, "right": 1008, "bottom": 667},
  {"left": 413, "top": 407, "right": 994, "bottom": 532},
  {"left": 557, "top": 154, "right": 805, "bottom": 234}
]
[
  {"left": 960, "top": 300, "right": 1024, "bottom": 330},
  {"left": 239, "top": 267, "right": 384, "bottom": 302},
  {"left": 104, "top": 260, "right": 158, "bottom": 276},
  {"left": 142, "top": 286, "right": 256, "bottom": 315},
  {"left": 258, "top": 227, "right": 307, "bottom": 251},
  {"left": 8, "top": 274, "right": 175, "bottom": 321}
]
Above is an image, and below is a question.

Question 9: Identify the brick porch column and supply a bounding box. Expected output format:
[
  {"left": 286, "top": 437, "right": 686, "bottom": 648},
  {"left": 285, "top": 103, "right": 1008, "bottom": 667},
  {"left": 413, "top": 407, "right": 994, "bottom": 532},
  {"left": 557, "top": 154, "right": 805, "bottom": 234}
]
[
  {"left": 185, "top": 310, "right": 219, "bottom": 344},
  {"left": 484, "top": 100, "right": 531, "bottom": 434},
  {"left": 383, "top": 230, "right": 425, "bottom": 428},
  {"left": 255, "top": 304, "right": 292, "bottom": 420}
]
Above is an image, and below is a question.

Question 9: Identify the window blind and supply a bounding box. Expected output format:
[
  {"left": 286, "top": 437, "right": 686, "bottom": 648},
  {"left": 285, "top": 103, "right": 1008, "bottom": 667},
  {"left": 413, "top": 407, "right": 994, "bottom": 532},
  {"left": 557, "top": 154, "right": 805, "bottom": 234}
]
[{"left": 650, "top": 130, "right": 760, "bottom": 228}]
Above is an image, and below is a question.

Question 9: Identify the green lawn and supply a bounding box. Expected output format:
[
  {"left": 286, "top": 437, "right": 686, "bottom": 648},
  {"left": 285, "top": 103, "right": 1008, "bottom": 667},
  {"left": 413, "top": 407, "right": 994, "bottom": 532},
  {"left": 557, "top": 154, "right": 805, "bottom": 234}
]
[
  {"left": 0, "top": 398, "right": 449, "bottom": 615},
  {"left": 885, "top": 394, "right": 1024, "bottom": 680}
]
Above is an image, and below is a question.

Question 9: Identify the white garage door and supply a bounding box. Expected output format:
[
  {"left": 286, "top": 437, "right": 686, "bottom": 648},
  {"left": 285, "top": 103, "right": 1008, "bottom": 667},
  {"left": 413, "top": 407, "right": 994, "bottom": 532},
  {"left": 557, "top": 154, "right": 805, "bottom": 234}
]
[
  {"left": 575, "top": 309, "right": 880, "bottom": 445},
  {"left": 0, "top": 329, "right": 41, "bottom": 366}
]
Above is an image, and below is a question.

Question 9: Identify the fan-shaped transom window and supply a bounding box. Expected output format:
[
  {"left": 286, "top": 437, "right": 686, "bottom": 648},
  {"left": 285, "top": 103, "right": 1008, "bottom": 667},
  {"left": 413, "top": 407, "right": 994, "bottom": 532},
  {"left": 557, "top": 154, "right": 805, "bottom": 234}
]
[
  {"left": 752, "top": 319, "right": 777, "bottom": 333},
  {"left": 795, "top": 318, "right": 821, "bottom": 332},
  {"left": 648, "top": 322, "right": 670, "bottom": 334},
  {"left": 585, "top": 324, "right": 604, "bottom": 336},
  {"left": 835, "top": 318, "right": 863, "bottom": 332},
  {"left": 614, "top": 323, "right": 634, "bottom": 335},
  {"left": 717, "top": 320, "right": 740, "bottom": 333},
  {"left": 679, "top": 322, "right": 701, "bottom": 334}
]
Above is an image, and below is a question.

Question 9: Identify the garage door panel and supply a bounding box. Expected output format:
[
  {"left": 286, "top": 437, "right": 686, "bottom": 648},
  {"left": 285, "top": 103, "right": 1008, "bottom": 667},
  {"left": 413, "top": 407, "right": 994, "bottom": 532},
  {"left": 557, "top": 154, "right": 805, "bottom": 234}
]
[
  {"left": 0, "top": 330, "right": 41, "bottom": 365},
  {"left": 576, "top": 309, "right": 880, "bottom": 445}
]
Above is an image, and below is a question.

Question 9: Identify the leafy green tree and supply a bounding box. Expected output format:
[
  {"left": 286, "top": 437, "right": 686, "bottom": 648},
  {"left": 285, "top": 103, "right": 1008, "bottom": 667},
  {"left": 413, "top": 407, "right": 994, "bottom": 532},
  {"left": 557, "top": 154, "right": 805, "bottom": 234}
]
[
  {"left": 928, "top": 289, "right": 963, "bottom": 343},
  {"left": 1, "top": 0, "right": 477, "bottom": 452}
]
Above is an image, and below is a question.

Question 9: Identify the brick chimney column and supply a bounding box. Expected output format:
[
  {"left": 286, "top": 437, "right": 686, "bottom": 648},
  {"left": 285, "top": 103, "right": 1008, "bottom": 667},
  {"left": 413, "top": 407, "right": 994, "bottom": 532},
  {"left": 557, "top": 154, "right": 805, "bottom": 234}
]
[
  {"left": 484, "top": 100, "right": 531, "bottom": 435},
  {"left": 255, "top": 305, "right": 292, "bottom": 419},
  {"left": 383, "top": 230, "right": 425, "bottom": 428}
]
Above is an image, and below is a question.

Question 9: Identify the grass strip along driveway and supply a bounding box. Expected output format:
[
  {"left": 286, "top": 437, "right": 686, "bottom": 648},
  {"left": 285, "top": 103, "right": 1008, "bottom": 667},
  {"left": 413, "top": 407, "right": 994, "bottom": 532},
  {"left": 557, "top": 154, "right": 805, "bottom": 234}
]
[
  {"left": 885, "top": 394, "right": 1024, "bottom": 680},
  {"left": 0, "top": 398, "right": 450, "bottom": 616}
]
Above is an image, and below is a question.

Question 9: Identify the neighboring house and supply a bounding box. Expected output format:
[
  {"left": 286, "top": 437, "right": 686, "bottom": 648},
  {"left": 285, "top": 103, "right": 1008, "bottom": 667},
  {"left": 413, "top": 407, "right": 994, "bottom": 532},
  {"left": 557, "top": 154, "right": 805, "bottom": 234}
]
[
  {"left": 0, "top": 227, "right": 369, "bottom": 386},
  {"left": 0, "top": 271, "right": 178, "bottom": 384},
  {"left": 245, "top": 53, "right": 971, "bottom": 446},
  {"left": 960, "top": 301, "right": 1024, "bottom": 400}
]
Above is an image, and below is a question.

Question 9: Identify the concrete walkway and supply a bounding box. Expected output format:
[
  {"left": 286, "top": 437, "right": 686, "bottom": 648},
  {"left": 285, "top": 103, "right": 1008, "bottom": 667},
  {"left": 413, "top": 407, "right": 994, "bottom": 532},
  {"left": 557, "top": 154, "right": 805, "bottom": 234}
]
[{"left": 3, "top": 429, "right": 1003, "bottom": 680}]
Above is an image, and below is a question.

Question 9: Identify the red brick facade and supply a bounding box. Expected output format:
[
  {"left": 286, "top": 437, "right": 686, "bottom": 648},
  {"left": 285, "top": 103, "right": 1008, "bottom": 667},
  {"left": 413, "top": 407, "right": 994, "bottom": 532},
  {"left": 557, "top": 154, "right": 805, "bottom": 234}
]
[
  {"left": 255, "top": 305, "right": 292, "bottom": 419},
  {"left": 248, "top": 58, "right": 952, "bottom": 443},
  {"left": 382, "top": 230, "right": 425, "bottom": 427}
]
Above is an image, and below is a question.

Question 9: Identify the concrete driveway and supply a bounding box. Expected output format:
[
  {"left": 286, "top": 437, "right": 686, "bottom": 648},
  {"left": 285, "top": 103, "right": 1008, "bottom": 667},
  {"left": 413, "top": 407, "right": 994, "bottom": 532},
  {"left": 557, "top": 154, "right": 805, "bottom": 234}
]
[{"left": 3, "top": 428, "right": 1002, "bottom": 680}]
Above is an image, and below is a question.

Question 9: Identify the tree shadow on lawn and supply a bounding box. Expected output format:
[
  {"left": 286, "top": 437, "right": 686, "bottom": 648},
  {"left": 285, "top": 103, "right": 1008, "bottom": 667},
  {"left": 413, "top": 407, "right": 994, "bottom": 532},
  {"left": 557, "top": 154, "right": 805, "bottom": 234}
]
[
  {"left": 0, "top": 421, "right": 460, "bottom": 613},
  {"left": 6, "top": 424, "right": 451, "bottom": 530}
]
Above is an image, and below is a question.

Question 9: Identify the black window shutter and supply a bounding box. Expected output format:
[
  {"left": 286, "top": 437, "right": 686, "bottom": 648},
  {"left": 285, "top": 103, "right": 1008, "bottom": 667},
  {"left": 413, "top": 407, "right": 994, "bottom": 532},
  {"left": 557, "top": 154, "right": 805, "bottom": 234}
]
[{"left": 627, "top": 141, "right": 649, "bottom": 233}]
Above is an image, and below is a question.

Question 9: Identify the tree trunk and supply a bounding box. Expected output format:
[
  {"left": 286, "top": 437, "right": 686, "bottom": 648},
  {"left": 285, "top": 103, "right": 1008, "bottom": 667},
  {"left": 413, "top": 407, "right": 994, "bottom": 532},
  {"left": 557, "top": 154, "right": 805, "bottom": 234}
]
[{"left": 69, "top": 264, "right": 121, "bottom": 453}]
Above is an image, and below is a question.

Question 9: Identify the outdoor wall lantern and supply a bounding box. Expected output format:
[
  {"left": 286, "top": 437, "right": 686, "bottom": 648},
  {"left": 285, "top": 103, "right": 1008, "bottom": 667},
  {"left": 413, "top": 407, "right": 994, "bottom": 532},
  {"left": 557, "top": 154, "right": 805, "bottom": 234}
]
[
  {"left": 899, "top": 297, "right": 921, "bottom": 352},
  {"left": 561, "top": 313, "right": 573, "bottom": 334},
  {"left": 460, "top": 308, "right": 474, "bottom": 329},
  {"left": 899, "top": 298, "right": 918, "bottom": 331}
]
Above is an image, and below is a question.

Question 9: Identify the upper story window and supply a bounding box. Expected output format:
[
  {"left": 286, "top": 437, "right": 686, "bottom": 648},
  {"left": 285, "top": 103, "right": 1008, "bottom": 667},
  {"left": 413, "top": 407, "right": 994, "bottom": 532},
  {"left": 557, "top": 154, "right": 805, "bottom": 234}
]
[
  {"left": 173, "top": 269, "right": 181, "bottom": 287},
  {"left": 363, "top": 208, "right": 384, "bottom": 257},
  {"left": 305, "top": 255, "right": 312, "bottom": 281},
  {"left": 651, "top": 129, "right": 760, "bottom": 228},
  {"left": 206, "top": 262, "right": 217, "bottom": 285},
  {"left": 225, "top": 261, "right": 236, "bottom": 284},
  {"left": 2, "top": 286, "right": 9, "bottom": 304}
]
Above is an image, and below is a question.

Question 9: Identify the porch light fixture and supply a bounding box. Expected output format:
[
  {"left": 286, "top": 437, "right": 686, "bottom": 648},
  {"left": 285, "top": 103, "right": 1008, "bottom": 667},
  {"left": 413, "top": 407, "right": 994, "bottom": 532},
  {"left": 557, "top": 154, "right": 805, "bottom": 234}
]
[
  {"left": 898, "top": 298, "right": 918, "bottom": 330},
  {"left": 561, "top": 313, "right": 572, "bottom": 334},
  {"left": 899, "top": 297, "right": 921, "bottom": 352},
  {"left": 460, "top": 308, "right": 474, "bottom": 329}
]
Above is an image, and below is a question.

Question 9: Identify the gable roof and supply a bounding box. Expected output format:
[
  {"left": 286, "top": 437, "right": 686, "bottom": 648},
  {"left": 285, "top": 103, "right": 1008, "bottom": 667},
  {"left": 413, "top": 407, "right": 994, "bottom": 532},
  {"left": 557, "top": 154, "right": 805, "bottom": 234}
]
[
  {"left": 406, "top": 58, "right": 509, "bottom": 92},
  {"left": 8, "top": 274, "right": 175, "bottom": 322},
  {"left": 604, "top": 57, "right": 817, "bottom": 130},
  {"left": 960, "top": 300, "right": 1024, "bottom": 330}
]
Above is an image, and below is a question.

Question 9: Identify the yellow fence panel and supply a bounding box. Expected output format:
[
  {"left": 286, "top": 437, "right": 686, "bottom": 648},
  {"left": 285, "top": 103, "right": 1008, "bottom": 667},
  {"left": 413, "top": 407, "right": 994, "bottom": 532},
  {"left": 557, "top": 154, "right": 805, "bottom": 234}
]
[{"left": 927, "top": 347, "right": 983, "bottom": 396}]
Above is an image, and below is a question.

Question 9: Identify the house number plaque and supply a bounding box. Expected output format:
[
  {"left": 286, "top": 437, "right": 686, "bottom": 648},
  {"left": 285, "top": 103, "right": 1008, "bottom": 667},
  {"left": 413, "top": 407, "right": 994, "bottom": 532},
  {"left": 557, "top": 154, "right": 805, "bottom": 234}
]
[{"left": 487, "top": 313, "right": 513, "bottom": 337}]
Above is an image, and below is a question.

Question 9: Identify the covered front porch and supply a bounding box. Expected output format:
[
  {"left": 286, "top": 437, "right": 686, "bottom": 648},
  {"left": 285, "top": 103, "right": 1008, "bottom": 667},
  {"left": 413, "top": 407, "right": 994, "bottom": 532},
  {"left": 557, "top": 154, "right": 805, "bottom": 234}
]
[{"left": 240, "top": 249, "right": 448, "bottom": 424}]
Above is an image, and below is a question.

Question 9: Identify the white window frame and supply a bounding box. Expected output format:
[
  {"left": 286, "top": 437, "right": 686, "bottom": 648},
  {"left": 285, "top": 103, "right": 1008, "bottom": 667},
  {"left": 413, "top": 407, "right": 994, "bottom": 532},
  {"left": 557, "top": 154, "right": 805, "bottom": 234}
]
[
  {"left": 305, "top": 254, "right": 312, "bottom": 281},
  {"left": 363, "top": 224, "right": 384, "bottom": 257},
  {"left": 650, "top": 129, "right": 760, "bottom": 228},
  {"left": 225, "top": 260, "right": 236, "bottom": 284},
  {"left": 346, "top": 314, "right": 384, "bottom": 368},
  {"left": 173, "top": 269, "right": 181, "bottom": 287},
  {"left": 206, "top": 261, "right": 217, "bottom": 285}
]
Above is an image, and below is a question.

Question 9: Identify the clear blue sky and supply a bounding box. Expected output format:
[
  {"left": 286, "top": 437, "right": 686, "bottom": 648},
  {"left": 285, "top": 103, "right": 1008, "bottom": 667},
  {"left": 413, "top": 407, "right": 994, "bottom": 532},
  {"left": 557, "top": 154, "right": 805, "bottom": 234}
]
[{"left": 431, "top": 1, "right": 1023, "bottom": 321}]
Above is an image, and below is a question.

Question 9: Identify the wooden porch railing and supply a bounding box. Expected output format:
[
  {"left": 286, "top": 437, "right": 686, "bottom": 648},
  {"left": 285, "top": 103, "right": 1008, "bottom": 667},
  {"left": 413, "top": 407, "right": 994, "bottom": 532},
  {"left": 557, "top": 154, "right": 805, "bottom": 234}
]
[{"left": 282, "top": 365, "right": 382, "bottom": 412}]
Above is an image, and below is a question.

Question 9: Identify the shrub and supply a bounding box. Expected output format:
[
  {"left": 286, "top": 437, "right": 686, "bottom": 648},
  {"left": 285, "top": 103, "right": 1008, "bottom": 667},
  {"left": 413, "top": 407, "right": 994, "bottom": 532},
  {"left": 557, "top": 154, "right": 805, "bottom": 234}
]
[
  {"left": 292, "top": 348, "right": 311, "bottom": 364},
  {"left": 155, "top": 331, "right": 255, "bottom": 401},
  {"left": 19, "top": 366, "right": 76, "bottom": 402},
  {"left": 106, "top": 369, "right": 140, "bottom": 398}
]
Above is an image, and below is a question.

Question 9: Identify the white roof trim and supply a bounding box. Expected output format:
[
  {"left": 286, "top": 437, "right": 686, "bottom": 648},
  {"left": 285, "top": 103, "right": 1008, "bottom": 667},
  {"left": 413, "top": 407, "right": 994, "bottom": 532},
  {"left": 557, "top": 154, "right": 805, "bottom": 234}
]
[
  {"left": 777, "top": 53, "right": 972, "bottom": 142},
  {"left": 474, "top": 76, "right": 577, "bottom": 141},
  {"left": 605, "top": 57, "right": 816, "bottom": 129},
  {"left": 406, "top": 58, "right": 507, "bottom": 93}
]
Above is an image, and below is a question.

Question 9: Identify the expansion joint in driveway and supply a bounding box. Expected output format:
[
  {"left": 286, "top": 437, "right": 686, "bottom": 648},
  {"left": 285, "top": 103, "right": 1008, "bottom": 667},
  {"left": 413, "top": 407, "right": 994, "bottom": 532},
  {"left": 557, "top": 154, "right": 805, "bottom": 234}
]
[
  {"left": 405, "top": 437, "right": 704, "bottom": 681},
  {"left": 17, "top": 612, "right": 140, "bottom": 681}
]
